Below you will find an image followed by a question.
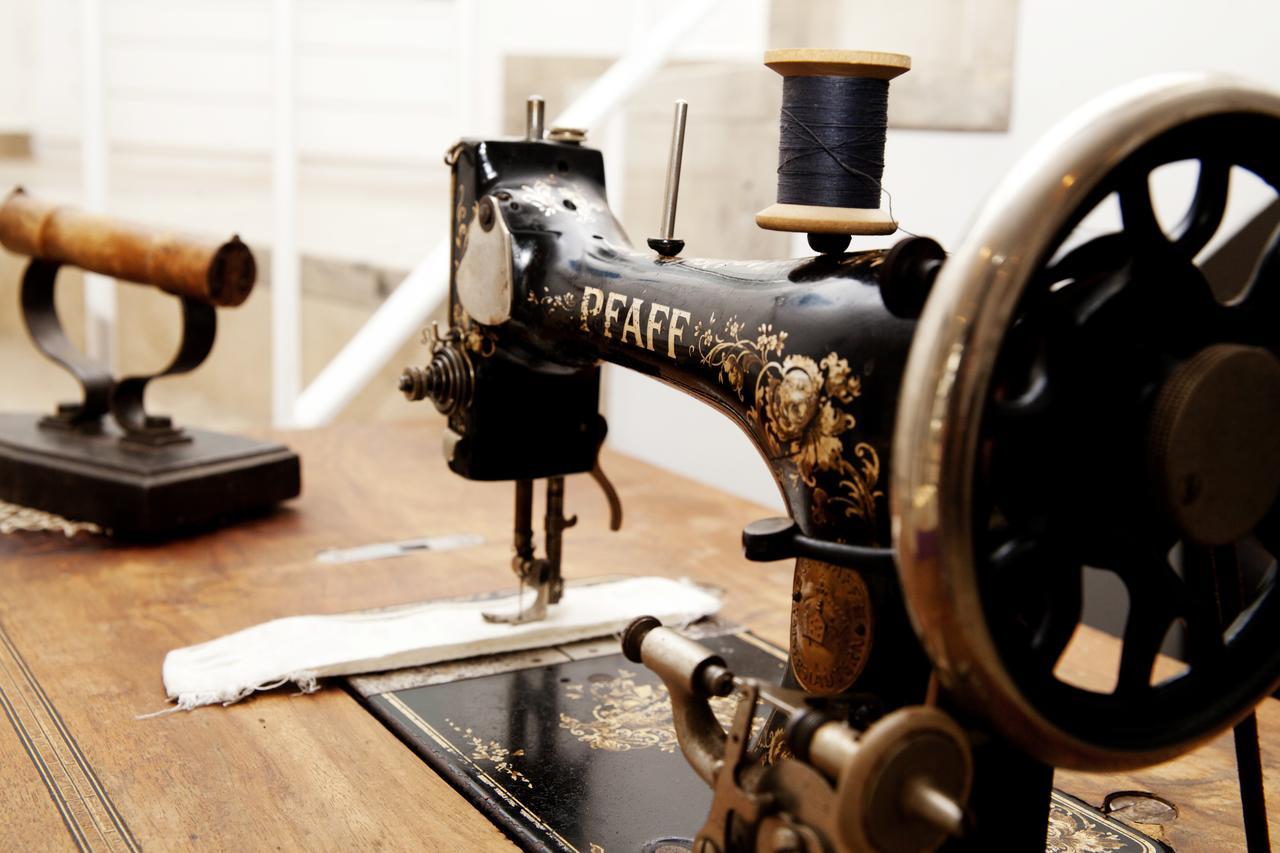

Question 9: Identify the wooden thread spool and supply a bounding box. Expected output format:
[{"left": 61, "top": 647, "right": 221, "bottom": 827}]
[{"left": 756, "top": 49, "right": 911, "bottom": 239}]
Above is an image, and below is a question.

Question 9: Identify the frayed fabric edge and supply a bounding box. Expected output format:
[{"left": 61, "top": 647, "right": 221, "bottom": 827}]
[{"left": 137, "top": 671, "right": 322, "bottom": 719}]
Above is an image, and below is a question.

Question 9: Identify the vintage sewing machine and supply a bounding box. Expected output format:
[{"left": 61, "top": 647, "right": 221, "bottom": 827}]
[{"left": 399, "top": 50, "right": 1280, "bottom": 851}]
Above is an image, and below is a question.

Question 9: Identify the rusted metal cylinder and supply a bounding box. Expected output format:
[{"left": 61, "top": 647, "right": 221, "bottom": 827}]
[{"left": 0, "top": 187, "right": 256, "bottom": 307}]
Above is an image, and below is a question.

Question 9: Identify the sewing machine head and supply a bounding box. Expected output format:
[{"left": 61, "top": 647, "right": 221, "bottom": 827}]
[{"left": 403, "top": 49, "right": 1280, "bottom": 850}]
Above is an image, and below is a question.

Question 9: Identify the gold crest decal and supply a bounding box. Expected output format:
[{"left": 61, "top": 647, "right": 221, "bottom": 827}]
[
  {"left": 790, "top": 558, "right": 873, "bottom": 694},
  {"left": 558, "top": 668, "right": 759, "bottom": 752}
]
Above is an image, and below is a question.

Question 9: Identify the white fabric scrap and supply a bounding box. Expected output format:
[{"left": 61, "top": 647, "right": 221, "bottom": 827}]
[{"left": 161, "top": 576, "right": 721, "bottom": 711}]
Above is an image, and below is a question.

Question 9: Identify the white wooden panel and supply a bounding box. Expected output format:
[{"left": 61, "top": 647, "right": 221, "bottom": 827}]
[
  {"left": 94, "top": 0, "right": 461, "bottom": 162},
  {"left": 31, "top": 0, "right": 81, "bottom": 141},
  {"left": 297, "top": 106, "right": 453, "bottom": 162},
  {"left": 107, "top": 44, "right": 272, "bottom": 101},
  {"left": 104, "top": 0, "right": 270, "bottom": 45},
  {"left": 0, "top": 1, "right": 34, "bottom": 130},
  {"left": 486, "top": 0, "right": 765, "bottom": 60},
  {"left": 107, "top": 97, "right": 272, "bottom": 153},
  {"left": 296, "top": 51, "right": 455, "bottom": 107},
  {"left": 298, "top": 0, "right": 456, "bottom": 51},
  {"left": 35, "top": 0, "right": 765, "bottom": 161}
]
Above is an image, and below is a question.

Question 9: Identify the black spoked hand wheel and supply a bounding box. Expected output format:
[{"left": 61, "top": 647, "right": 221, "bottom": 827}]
[{"left": 893, "top": 74, "right": 1280, "bottom": 770}]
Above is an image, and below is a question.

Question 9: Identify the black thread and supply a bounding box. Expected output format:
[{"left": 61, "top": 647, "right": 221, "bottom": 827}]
[{"left": 777, "top": 76, "right": 889, "bottom": 209}]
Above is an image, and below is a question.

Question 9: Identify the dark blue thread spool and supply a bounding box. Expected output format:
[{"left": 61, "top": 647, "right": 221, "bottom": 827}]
[
  {"left": 755, "top": 49, "right": 910, "bottom": 250},
  {"left": 777, "top": 75, "right": 889, "bottom": 210}
]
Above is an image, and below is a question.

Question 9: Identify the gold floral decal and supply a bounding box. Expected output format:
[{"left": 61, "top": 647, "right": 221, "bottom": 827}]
[
  {"left": 559, "top": 669, "right": 759, "bottom": 753},
  {"left": 763, "top": 727, "right": 793, "bottom": 766},
  {"left": 518, "top": 175, "right": 605, "bottom": 223},
  {"left": 526, "top": 288, "right": 578, "bottom": 317},
  {"left": 691, "top": 315, "right": 882, "bottom": 530},
  {"left": 449, "top": 301, "right": 496, "bottom": 357},
  {"left": 452, "top": 182, "right": 474, "bottom": 272},
  {"left": 1045, "top": 801, "right": 1128, "bottom": 853},
  {"left": 444, "top": 718, "right": 533, "bottom": 788}
]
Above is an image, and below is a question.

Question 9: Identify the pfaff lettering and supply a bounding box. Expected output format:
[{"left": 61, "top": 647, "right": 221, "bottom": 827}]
[{"left": 577, "top": 286, "right": 689, "bottom": 361}]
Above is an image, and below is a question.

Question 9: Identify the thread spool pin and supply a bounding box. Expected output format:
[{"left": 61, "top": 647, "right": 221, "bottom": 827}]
[
  {"left": 526, "top": 96, "right": 545, "bottom": 141},
  {"left": 648, "top": 99, "right": 688, "bottom": 259}
]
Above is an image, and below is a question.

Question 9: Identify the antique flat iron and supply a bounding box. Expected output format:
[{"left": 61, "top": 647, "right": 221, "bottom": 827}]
[
  {"left": 400, "top": 46, "right": 1280, "bottom": 850},
  {"left": 0, "top": 188, "right": 301, "bottom": 537}
]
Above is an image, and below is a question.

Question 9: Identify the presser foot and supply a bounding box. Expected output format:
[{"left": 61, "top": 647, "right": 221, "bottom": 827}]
[{"left": 481, "top": 577, "right": 561, "bottom": 625}]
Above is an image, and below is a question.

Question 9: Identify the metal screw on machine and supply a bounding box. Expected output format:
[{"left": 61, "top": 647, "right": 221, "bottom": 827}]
[
  {"left": 648, "top": 99, "right": 688, "bottom": 258},
  {"left": 526, "top": 95, "right": 545, "bottom": 141}
]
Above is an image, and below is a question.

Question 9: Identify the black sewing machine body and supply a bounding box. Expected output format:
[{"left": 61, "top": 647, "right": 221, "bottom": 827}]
[
  {"left": 445, "top": 138, "right": 939, "bottom": 544},
  {"left": 445, "top": 140, "right": 916, "bottom": 538},
  {"left": 438, "top": 137, "right": 937, "bottom": 699}
]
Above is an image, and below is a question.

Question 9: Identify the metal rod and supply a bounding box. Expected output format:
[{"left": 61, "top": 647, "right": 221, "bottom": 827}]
[
  {"left": 271, "top": 0, "right": 300, "bottom": 427},
  {"left": 526, "top": 96, "right": 545, "bottom": 141},
  {"left": 1234, "top": 711, "right": 1271, "bottom": 852},
  {"left": 1212, "top": 543, "right": 1272, "bottom": 852},
  {"left": 513, "top": 479, "right": 534, "bottom": 564},
  {"left": 659, "top": 99, "right": 688, "bottom": 240},
  {"left": 904, "top": 778, "right": 967, "bottom": 839},
  {"left": 543, "top": 476, "right": 566, "bottom": 604},
  {"left": 79, "top": 0, "right": 115, "bottom": 371}
]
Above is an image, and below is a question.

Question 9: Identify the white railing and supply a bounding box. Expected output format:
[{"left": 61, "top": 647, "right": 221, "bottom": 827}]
[
  {"left": 286, "top": 0, "right": 724, "bottom": 428},
  {"left": 271, "top": 0, "right": 300, "bottom": 427},
  {"left": 80, "top": 0, "right": 114, "bottom": 370}
]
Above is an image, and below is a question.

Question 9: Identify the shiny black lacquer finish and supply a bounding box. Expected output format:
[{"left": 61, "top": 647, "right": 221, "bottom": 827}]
[{"left": 446, "top": 139, "right": 916, "bottom": 547}]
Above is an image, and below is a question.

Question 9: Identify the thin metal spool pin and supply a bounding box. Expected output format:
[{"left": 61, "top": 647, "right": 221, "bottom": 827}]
[
  {"left": 526, "top": 95, "right": 545, "bottom": 140},
  {"left": 659, "top": 99, "right": 688, "bottom": 239}
]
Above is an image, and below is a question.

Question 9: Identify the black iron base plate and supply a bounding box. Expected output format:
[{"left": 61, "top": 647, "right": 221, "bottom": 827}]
[
  {"left": 0, "top": 412, "right": 300, "bottom": 538},
  {"left": 350, "top": 624, "right": 1167, "bottom": 852}
]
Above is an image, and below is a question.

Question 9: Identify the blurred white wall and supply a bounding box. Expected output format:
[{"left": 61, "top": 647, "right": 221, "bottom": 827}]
[{"left": 0, "top": 2, "right": 33, "bottom": 135}]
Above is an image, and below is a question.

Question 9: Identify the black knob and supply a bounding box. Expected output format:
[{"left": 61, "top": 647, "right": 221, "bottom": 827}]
[
  {"left": 807, "top": 232, "right": 851, "bottom": 254},
  {"left": 880, "top": 236, "right": 946, "bottom": 319},
  {"left": 742, "top": 516, "right": 800, "bottom": 562}
]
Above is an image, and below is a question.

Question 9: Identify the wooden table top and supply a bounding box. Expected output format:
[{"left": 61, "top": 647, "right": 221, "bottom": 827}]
[{"left": 0, "top": 422, "right": 1274, "bottom": 851}]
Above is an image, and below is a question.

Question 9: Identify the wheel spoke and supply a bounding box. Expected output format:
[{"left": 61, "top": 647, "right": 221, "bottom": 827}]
[
  {"left": 993, "top": 360, "right": 1051, "bottom": 421},
  {"left": 1232, "top": 226, "right": 1280, "bottom": 341},
  {"left": 1120, "top": 173, "right": 1168, "bottom": 247},
  {"left": 1042, "top": 232, "right": 1130, "bottom": 286},
  {"left": 1110, "top": 553, "right": 1186, "bottom": 694},
  {"left": 1257, "top": 501, "right": 1280, "bottom": 558},
  {"left": 986, "top": 534, "right": 1085, "bottom": 672},
  {"left": 988, "top": 534, "right": 1039, "bottom": 581},
  {"left": 1180, "top": 544, "right": 1231, "bottom": 662},
  {"left": 1200, "top": 198, "right": 1280, "bottom": 303},
  {"left": 1173, "top": 158, "right": 1231, "bottom": 258},
  {"left": 1030, "top": 565, "right": 1082, "bottom": 668},
  {"left": 1116, "top": 596, "right": 1177, "bottom": 695},
  {"left": 1210, "top": 544, "right": 1246, "bottom": 619}
]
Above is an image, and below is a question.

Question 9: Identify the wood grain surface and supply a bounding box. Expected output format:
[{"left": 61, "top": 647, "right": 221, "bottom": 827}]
[{"left": 0, "top": 421, "right": 1274, "bottom": 851}]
